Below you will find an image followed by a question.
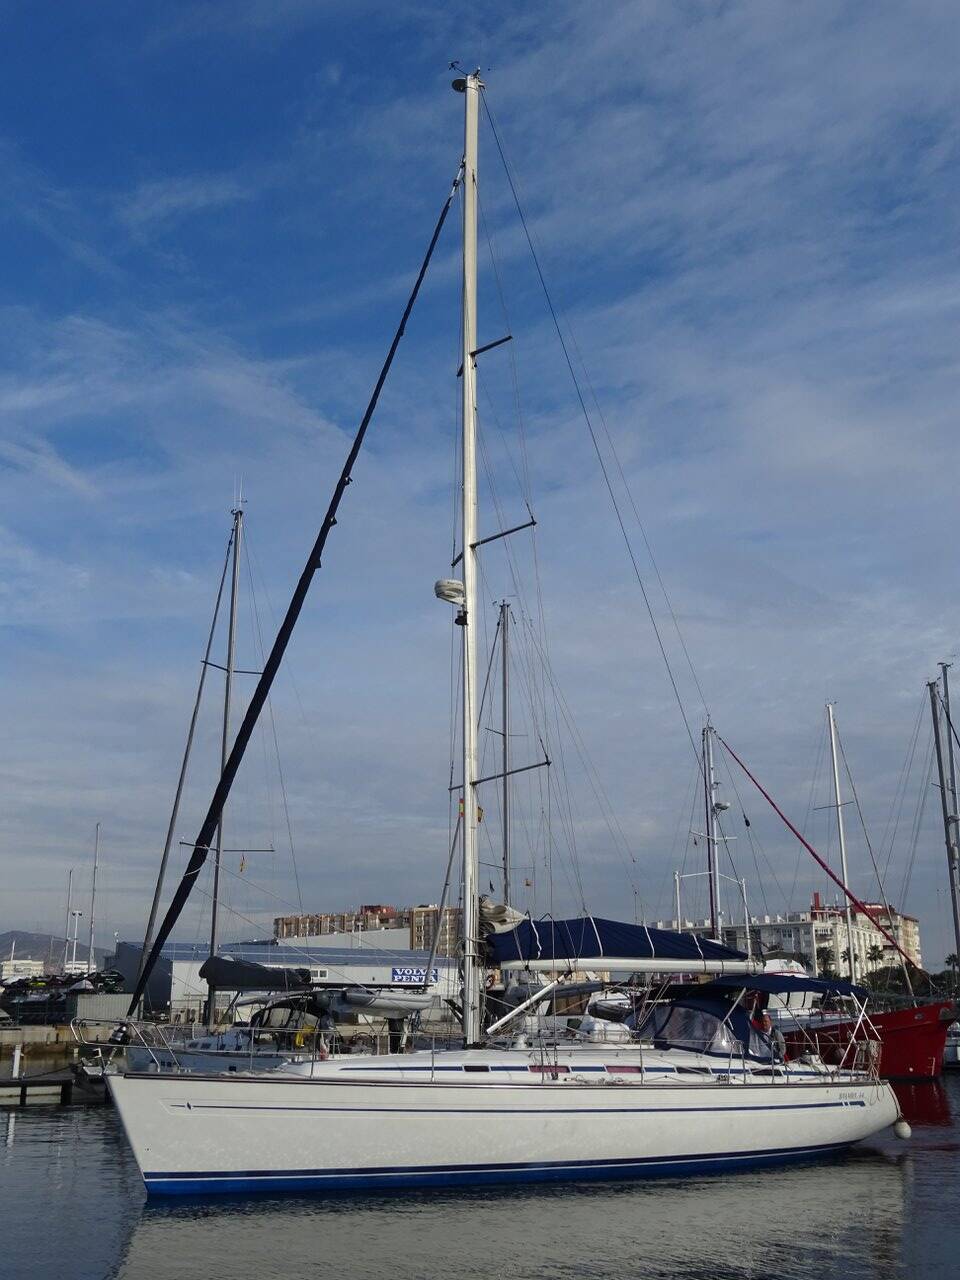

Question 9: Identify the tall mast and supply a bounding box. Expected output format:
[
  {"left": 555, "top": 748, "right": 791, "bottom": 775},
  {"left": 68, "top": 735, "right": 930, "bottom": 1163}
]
[
  {"left": 206, "top": 504, "right": 243, "bottom": 1027},
  {"left": 826, "top": 703, "right": 856, "bottom": 980},
  {"left": 62, "top": 868, "right": 73, "bottom": 971},
  {"left": 939, "top": 664, "right": 960, "bottom": 958},
  {"left": 87, "top": 822, "right": 100, "bottom": 973},
  {"left": 929, "top": 678, "right": 960, "bottom": 960},
  {"left": 500, "top": 600, "right": 511, "bottom": 906},
  {"left": 674, "top": 870, "right": 681, "bottom": 929},
  {"left": 70, "top": 908, "right": 82, "bottom": 970},
  {"left": 138, "top": 528, "right": 233, "bottom": 982},
  {"left": 703, "top": 724, "right": 721, "bottom": 941},
  {"left": 456, "top": 70, "right": 482, "bottom": 1045},
  {"left": 740, "top": 878, "right": 752, "bottom": 962},
  {"left": 942, "top": 665, "right": 959, "bottom": 811}
]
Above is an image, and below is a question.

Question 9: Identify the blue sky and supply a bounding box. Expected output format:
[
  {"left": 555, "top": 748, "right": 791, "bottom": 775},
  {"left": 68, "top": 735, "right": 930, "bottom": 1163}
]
[{"left": 2, "top": 2, "right": 960, "bottom": 967}]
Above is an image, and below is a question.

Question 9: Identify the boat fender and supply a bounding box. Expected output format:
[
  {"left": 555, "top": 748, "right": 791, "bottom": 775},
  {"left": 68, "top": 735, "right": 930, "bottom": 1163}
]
[{"left": 893, "top": 1119, "right": 911, "bottom": 1140}]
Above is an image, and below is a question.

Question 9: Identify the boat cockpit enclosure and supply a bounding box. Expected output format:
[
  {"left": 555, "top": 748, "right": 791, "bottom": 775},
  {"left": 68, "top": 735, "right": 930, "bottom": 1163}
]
[{"left": 631, "top": 994, "right": 771, "bottom": 1060}]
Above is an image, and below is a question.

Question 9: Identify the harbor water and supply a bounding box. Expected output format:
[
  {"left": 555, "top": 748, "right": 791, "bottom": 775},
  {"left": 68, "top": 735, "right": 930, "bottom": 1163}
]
[{"left": 2, "top": 1075, "right": 958, "bottom": 1280}]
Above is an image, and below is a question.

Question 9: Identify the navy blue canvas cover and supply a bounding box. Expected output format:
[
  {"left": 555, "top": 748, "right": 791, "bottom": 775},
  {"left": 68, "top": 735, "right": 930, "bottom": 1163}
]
[
  {"left": 198, "top": 957, "right": 312, "bottom": 991},
  {"left": 486, "top": 917, "right": 748, "bottom": 966},
  {"left": 701, "top": 973, "right": 867, "bottom": 999}
]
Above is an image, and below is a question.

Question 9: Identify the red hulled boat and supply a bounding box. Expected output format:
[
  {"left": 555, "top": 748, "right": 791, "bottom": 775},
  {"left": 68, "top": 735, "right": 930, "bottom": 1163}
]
[{"left": 789, "top": 1000, "right": 957, "bottom": 1080}]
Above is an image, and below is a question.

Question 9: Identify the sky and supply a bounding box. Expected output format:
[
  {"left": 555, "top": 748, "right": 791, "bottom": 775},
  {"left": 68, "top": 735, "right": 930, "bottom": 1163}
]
[{"left": 2, "top": 1, "right": 959, "bottom": 968}]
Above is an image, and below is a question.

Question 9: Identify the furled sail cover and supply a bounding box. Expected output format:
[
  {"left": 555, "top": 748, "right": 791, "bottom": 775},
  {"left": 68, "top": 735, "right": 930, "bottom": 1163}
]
[
  {"left": 479, "top": 896, "right": 527, "bottom": 935},
  {"left": 198, "top": 957, "right": 313, "bottom": 991},
  {"left": 486, "top": 917, "right": 750, "bottom": 970}
]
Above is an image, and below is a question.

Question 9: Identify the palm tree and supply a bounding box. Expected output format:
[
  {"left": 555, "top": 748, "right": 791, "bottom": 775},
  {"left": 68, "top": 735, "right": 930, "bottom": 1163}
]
[
  {"left": 867, "top": 944, "right": 884, "bottom": 971},
  {"left": 816, "top": 946, "right": 836, "bottom": 976}
]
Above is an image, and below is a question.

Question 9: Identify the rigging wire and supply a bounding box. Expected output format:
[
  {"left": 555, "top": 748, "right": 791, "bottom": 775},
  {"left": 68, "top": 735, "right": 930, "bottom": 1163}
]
[
  {"left": 718, "top": 732, "right": 918, "bottom": 967},
  {"left": 463, "top": 192, "right": 620, "bottom": 914},
  {"left": 243, "top": 533, "right": 304, "bottom": 914},
  {"left": 127, "top": 166, "right": 464, "bottom": 1015},
  {"left": 474, "top": 424, "right": 589, "bottom": 908},
  {"left": 139, "top": 527, "right": 233, "bottom": 968},
  {"left": 476, "top": 173, "right": 643, "bottom": 908},
  {"left": 189, "top": 879, "right": 435, "bottom": 976},
  {"left": 835, "top": 722, "right": 915, "bottom": 993},
  {"left": 714, "top": 740, "right": 787, "bottom": 919},
  {"left": 899, "top": 732, "right": 935, "bottom": 910},
  {"left": 880, "top": 691, "right": 926, "bottom": 887},
  {"left": 480, "top": 91, "right": 703, "bottom": 773},
  {"left": 786, "top": 715, "right": 829, "bottom": 913},
  {"left": 566, "top": 322, "right": 711, "bottom": 722},
  {"left": 654, "top": 763, "right": 699, "bottom": 922}
]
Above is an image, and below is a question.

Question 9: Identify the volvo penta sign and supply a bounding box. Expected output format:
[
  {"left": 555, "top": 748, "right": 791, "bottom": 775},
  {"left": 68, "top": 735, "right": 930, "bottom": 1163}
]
[{"left": 391, "top": 966, "right": 439, "bottom": 985}]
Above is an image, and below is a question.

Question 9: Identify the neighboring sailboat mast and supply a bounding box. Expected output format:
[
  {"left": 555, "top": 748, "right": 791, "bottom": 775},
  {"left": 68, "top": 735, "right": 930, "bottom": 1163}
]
[
  {"left": 702, "top": 724, "right": 722, "bottom": 941},
  {"left": 137, "top": 530, "right": 233, "bottom": 983},
  {"left": 87, "top": 822, "right": 100, "bottom": 973},
  {"left": 928, "top": 673, "right": 960, "bottom": 961},
  {"left": 826, "top": 703, "right": 857, "bottom": 981},
  {"left": 62, "top": 867, "right": 73, "bottom": 972},
  {"left": 500, "top": 599, "right": 511, "bottom": 907},
  {"left": 206, "top": 504, "right": 243, "bottom": 1027},
  {"left": 457, "top": 69, "right": 483, "bottom": 1046}
]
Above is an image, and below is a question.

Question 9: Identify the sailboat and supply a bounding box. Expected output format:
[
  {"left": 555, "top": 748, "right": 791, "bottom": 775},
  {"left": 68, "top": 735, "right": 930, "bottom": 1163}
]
[
  {"left": 107, "top": 72, "right": 901, "bottom": 1196},
  {"left": 771, "top": 704, "right": 958, "bottom": 1080}
]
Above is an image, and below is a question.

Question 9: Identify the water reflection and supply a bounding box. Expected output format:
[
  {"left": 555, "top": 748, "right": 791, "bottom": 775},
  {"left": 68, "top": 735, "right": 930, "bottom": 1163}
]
[
  {"left": 893, "top": 1081, "right": 953, "bottom": 1128},
  {"left": 9, "top": 1088, "right": 960, "bottom": 1280},
  {"left": 117, "top": 1151, "right": 908, "bottom": 1280}
]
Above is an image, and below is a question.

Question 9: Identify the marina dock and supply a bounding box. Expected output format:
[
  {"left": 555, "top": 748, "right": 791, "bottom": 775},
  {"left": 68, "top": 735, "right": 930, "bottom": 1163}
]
[
  {"left": 0, "top": 1071, "right": 101, "bottom": 1107},
  {"left": 1, "top": 1034, "right": 107, "bottom": 1106}
]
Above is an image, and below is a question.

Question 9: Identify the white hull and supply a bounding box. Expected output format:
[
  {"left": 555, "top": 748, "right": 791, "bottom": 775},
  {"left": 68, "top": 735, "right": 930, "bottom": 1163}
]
[{"left": 108, "top": 1054, "right": 899, "bottom": 1196}]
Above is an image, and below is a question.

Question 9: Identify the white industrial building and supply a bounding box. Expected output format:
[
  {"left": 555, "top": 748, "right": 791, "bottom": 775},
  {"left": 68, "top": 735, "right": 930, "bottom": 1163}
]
[
  {"left": 277, "top": 927, "right": 413, "bottom": 952},
  {"left": 111, "top": 939, "right": 459, "bottom": 1023}
]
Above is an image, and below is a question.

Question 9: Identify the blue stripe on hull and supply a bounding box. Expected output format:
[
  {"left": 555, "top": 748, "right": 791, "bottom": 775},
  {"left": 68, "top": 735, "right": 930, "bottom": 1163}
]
[
  {"left": 143, "top": 1141, "right": 850, "bottom": 1196},
  {"left": 173, "top": 1100, "right": 865, "bottom": 1116}
]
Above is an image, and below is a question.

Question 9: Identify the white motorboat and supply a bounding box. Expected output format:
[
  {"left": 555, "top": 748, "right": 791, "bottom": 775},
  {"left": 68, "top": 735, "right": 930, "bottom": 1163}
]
[{"left": 109, "top": 71, "right": 903, "bottom": 1195}]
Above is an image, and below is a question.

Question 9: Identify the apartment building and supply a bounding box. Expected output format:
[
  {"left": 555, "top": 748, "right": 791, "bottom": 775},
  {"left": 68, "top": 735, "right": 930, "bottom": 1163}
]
[{"left": 274, "top": 903, "right": 463, "bottom": 958}]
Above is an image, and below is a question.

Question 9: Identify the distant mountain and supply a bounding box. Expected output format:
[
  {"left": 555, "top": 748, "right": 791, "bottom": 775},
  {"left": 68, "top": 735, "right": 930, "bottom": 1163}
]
[{"left": 0, "top": 930, "right": 110, "bottom": 968}]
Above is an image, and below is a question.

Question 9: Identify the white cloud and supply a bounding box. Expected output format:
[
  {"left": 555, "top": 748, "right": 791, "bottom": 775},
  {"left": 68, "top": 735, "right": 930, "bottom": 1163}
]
[{"left": 117, "top": 174, "right": 253, "bottom": 234}]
